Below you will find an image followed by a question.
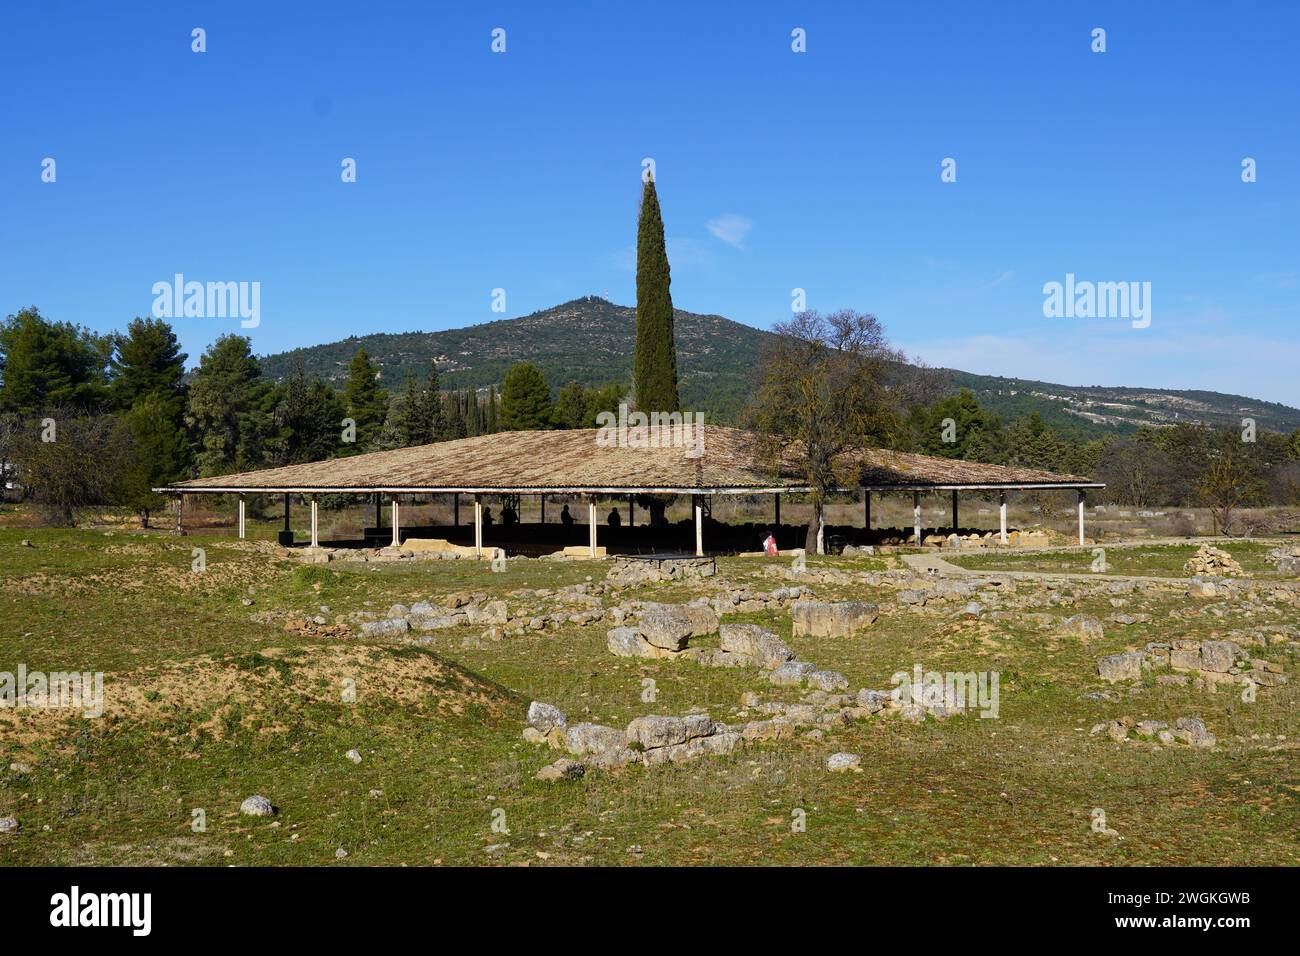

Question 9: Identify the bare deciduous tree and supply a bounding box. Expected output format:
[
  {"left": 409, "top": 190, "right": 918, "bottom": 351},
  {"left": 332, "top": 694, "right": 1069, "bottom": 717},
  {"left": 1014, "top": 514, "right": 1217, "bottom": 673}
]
[
  {"left": 14, "top": 411, "right": 131, "bottom": 526},
  {"left": 748, "top": 309, "right": 927, "bottom": 553},
  {"left": 1197, "top": 435, "right": 1264, "bottom": 535}
]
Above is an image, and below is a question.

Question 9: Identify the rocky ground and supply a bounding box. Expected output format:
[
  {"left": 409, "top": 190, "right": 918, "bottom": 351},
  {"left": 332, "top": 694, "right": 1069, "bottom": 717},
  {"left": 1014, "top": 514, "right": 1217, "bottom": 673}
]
[{"left": 1, "top": 528, "right": 1297, "bottom": 866}]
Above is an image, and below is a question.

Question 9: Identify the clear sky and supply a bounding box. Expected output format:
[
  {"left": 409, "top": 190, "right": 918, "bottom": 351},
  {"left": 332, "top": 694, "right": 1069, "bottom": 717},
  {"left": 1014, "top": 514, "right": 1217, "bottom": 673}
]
[{"left": 3, "top": 1, "right": 1297, "bottom": 405}]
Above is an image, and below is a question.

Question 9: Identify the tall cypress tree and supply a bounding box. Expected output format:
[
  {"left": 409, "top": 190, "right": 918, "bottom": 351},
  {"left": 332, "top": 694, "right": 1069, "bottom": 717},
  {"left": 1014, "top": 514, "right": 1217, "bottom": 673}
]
[{"left": 633, "top": 176, "right": 679, "bottom": 412}]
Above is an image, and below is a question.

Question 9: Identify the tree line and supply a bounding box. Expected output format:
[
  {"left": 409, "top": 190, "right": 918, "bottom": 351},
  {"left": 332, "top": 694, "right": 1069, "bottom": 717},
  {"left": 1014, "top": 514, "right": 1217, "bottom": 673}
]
[
  {"left": 0, "top": 306, "right": 626, "bottom": 525},
  {"left": 749, "top": 309, "right": 1300, "bottom": 549},
  {"left": 905, "top": 386, "right": 1300, "bottom": 522},
  {"left": 4, "top": 299, "right": 1296, "bottom": 536}
]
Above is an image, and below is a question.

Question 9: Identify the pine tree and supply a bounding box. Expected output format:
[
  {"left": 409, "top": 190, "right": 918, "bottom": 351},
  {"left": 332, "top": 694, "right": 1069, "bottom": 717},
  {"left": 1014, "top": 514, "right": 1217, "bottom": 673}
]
[
  {"left": 272, "top": 358, "right": 345, "bottom": 464},
  {"left": 633, "top": 177, "right": 679, "bottom": 412},
  {"left": 121, "top": 392, "right": 191, "bottom": 526},
  {"left": 499, "top": 362, "right": 553, "bottom": 431},
  {"left": 399, "top": 370, "right": 427, "bottom": 445},
  {"left": 342, "top": 348, "right": 388, "bottom": 451},
  {"left": 109, "top": 317, "right": 187, "bottom": 413},
  {"left": 0, "top": 307, "right": 110, "bottom": 413},
  {"left": 441, "top": 391, "right": 467, "bottom": 440},
  {"left": 486, "top": 384, "right": 498, "bottom": 433},
  {"left": 186, "top": 334, "right": 267, "bottom": 475},
  {"left": 553, "top": 381, "right": 591, "bottom": 429}
]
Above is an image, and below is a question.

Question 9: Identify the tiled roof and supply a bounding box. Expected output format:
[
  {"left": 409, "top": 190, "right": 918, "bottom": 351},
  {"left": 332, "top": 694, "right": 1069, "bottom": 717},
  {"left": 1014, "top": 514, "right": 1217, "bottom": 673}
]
[{"left": 165, "top": 426, "right": 1099, "bottom": 493}]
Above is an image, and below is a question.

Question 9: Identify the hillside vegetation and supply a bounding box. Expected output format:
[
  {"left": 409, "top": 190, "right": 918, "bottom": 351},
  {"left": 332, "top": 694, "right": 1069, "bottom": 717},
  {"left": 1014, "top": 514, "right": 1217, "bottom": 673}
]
[{"left": 258, "top": 298, "right": 1300, "bottom": 436}]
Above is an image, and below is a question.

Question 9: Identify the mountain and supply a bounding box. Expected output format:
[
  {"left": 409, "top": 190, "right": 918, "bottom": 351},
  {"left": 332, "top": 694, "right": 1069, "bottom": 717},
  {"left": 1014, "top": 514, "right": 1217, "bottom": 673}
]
[
  {"left": 943, "top": 371, "right": 1300, "bottom": 437},
  {"left": 258, "top": 297, "right": 1300, "bottom": 436},
  {"left": 258, "top": 297, "right": 773, "bottom": 421}
]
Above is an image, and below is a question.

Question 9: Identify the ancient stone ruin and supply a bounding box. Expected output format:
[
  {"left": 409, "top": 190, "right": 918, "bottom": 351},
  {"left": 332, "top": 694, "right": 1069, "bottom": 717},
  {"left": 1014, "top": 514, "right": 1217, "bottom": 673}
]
[
  {"left": 1183, "top": 543, "right": 1244, "bottom": 577},
  {"left": 1266, "top": 545, "right": 1300, "bottom": 576},
  {"left": 1091, "top": 715, "right": 1216, "bottom": 748},
  {"left": 1097, "top": 637, "right": 1287, "bottom": 691},
  {"left": 604, "top": 555, "right": 717, "bottom": 585}
]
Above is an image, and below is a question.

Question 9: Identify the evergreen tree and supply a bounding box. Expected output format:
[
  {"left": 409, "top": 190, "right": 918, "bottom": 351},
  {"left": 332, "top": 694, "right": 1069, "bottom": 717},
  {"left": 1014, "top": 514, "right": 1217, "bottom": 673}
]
[
  {"left": 474, "top": 391, "right": 488, "bottom": 435},
  {"left": 485, "top": 384, "right": 498, "bottom": 433},
  {"left": 1004, "top": 412, "right": 1066, "bottom": 471},
  {"left": 0, "top": 307, "right": 110, "bottom": 413},
  {"left": 1286, "top": 428, "right": 1300, "bottom": 462},
  {"left": 499, "top": 362, "right": 553, "bottom": 431},
  {"left": 109, "top": 317, "right": 187, "bottom": 412},
  {"left": 271, "top": 358, "right": 346, "bottom": 464},
  {"left": 441, "top": 391, "right": 467, "bottom": 440},
  {"left": 186, "top": 334, "right": 268, "bottom": 475},
  {"left": 552, "top": 381, "right": 591, "bottom": 429},
  {"left": 342, "top": 348, "right": 388, "bottom": 451},
  {"left": 423, "top": 361, "right": 445, "bottom": 440},
  {"left": 121, "top": 392, "right": 191, "bottom": 526},
  {"left": 633, "top": 177, "right": 680, "bottom": 412},
  {"left": 920, "top": 389, "right": 1004, "bottom": 461}
]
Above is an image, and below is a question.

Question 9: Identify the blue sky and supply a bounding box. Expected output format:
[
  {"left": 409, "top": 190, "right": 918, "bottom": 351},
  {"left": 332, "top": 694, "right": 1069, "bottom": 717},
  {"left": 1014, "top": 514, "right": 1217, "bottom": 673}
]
[{"left": 3, "top": 1, "right": 1297, "bottom": 404}]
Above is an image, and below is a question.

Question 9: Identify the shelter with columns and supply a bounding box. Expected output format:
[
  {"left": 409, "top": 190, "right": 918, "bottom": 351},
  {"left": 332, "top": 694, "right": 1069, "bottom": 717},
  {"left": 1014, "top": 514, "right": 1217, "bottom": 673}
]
[{"left": 160, "top": 426, "right": 1102, "bottom": 556}]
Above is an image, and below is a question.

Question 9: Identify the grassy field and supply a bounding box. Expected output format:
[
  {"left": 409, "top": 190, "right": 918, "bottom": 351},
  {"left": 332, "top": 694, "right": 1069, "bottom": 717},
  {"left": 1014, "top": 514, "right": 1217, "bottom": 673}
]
[
  {"left": 948, "top": 541, "right": 1295, "bottom": 580},
  {"left": 1, "top": 526, "right": 1297, "bottom": 866}
]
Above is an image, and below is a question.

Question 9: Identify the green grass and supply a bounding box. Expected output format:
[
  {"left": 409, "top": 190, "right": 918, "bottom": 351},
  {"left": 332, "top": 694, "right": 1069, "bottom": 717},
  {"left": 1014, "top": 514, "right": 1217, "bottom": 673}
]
[
  {"left": 947, "top": 541, "right": 1294, "bottom": 580},
  {"left": 1, "top": 528, "right": 1297, "bottom": 866}
]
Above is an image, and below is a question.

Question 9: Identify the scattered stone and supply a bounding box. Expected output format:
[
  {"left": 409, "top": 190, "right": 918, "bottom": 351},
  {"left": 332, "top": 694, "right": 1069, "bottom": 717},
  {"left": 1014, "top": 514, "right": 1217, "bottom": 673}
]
[
  {"left": 564, "top": 723, "right": 626, "bottom": 756},
  {"left": 360, "top": 617, "right": 410, "bottom": 638},
  {"left": 606, "top": 626, "right": 676, "bottom": 659},
  {"left": 0, "top": 816, "right": 18, "bottom": 833},
  {"left": 535, "top": 758, "right": 585, "bottom": 781},
  {"left": 1097, "top": 652, "right": 1145, "bottom": 683},
  {"left": 605, "top": 555, "right": 717, "bottom": 585},
  {"left": 345, "top": 749, "right": 362, "bottom": 764},
  {"left": 805, "top": 668, "right": 849, "bottom": 692},
  {"left": 240, "top": 795, "right": 276, "bottom": 817},
  {"left": 1172, "top": 717, "right": 1216, "bottom": 748},
  {"left": 635, "top": 607, "right": 696, "bottom": 650},
  {"left": 1184, "top": 544, "right": 1244, "bottom": 577},
  {"left": 1135, "top": 720, "right": 1168, "bottom": 737},
  {"left": 768, "top": 660, "right": 817, "bottom": 687},
  {"left": 856, "top": 689, "right": 887, "bottom": 713},
  {"left": 791, "top": 600, "right": 879, "bottom": 637},
  {"left": 718, "top": 623, "right": 794, "bottom": 669},
  {"left": 1265, "top": 546, "right": 1300, "bottom": 575},
  {"left": 826, "top": 752, "right": 862, "bottom": 773},
  {"left": 335, "top": 848, "right": 349, "bottom": 859},
  {"left": 527, "top": 701, "right": 567, "bottom": 734},
  {"left": 1060, "top": 614, "right": 1104, "bottom": 641}
]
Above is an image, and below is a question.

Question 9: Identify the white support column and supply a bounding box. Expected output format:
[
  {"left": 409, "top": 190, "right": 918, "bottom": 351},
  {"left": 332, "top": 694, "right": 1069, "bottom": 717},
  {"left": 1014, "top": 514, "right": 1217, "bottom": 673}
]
[
  {"left": 694, "top": 495, "right": 704, "bottom": 557},
  {"left": 588, "top": 498, "right": 598, "bottom": 557},
  {"left": 310, "top": 496, "right": 320, "bottom": 548},
  {"left": 238, "top": 496, "right": 246, "bottom": 540},
  {"left": 999, "top": 491, "right": 1008, "bottom": 544},
  {"left": 913, "top": 491, "right": 922, "bottom": 545},
  {"left": 390, "top": 497, "right": 400, "bottom": 548},
  {"left": 1077, "top": 489, "right": 1086, "bottom": 546},
  {"left": 474, "top": 495, "right": 483, "bottom": 556}
]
